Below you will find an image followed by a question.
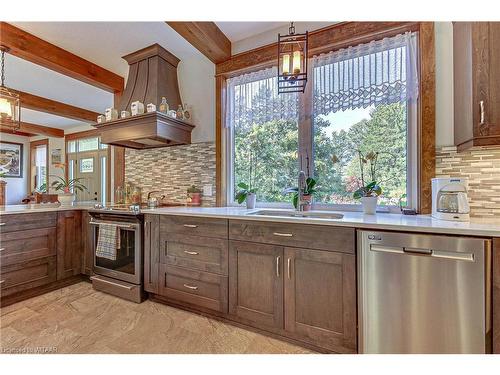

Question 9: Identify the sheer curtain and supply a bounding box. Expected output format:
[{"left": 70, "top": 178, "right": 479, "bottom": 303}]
[
  {"left": 312, "top": 32, "right": 419, "bottom": 116},
  {"left": 225, "top": 67, "right": 298, "bottom": 129}
]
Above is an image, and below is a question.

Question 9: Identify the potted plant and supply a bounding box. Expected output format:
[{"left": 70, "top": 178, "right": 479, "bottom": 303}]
[
  {"left": 235, "top": 182, "right": 257, "bottom": 209},
  {"left": 352, "top": 150, "right": 382, "bottom": 214},
  {"left": 187, "top": 185, "right": 202, "bottom": 205},
  {"left": 43, "top": 175, "right": 88, "bottom": 204},
  {"left": 284, "top": 177, "right": 317, "bottom": 211}
]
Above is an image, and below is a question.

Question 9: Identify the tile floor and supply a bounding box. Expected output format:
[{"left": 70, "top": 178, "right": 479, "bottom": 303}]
[{"left": 0, "top": 282, "right": 313, "bottom": 354}]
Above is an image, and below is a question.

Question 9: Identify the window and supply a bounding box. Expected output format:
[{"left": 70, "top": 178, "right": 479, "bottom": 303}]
[
  {"left": 30, "top": 140, "right": 48, "bottom": 192},
  {"left": 80, "top": 157, "right": 94, "bottom": 173},
  {"left": 225, "top": 32, "right": 419, "bottom": 209}
]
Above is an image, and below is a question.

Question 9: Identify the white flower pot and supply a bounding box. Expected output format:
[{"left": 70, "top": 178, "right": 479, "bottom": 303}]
[
  {"left": 246, "top": 193, "right": 256, "bottom": 209},
  {"left": 361, "top": 196, "right": 378, "bottom": 214},
  {"left": 58, "top": 193, "right": 76, "bottom": 205}
]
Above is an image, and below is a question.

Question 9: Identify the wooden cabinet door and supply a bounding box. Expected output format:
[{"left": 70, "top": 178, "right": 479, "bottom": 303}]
[
  {"left": 56, "top": 211, "right": 82, "bottom": 280},
  {"left": 144, "top": 214, "right": 160, "bottom": 293},
  {"left": 284, "top": 247, "right": 357, "bottom": 353},
  {"left": 229, "top": 240, "right": 283, "bottom": 330},
  {"left": 81, "top": 210, "right": 94, "bottom": 275},
  {"left": 474, "top": 22, "right": 500, "bottom": 139}
]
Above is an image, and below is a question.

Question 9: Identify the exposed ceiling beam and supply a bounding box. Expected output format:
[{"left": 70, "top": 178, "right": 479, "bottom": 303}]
[
  {"left": 16, "top": 90, "right": 99, "bottom": 123},
  {"left": 0, "top": 128, "right": 35, "bottom": 137},
  {"left": 0, "top": 22, "right": 124, "bottom": 93},
  {"left": 1, "top": 122, "right": 64, "bottom": 138},
  {"left": 166, "top": 22, "right": 231, "bottom": 64}
]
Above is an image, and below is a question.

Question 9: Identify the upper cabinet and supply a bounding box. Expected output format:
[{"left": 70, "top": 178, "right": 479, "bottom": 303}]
[{"left": 453, "top": 22, "right": 500, "bottom": 150}]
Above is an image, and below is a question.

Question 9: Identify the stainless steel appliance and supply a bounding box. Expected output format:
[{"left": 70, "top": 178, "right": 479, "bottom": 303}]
[
  {"left": 358, "top": 230, "right": 491, "bottom": 354},
  {"left": 88, "top": 204, "right": 144, "bottom": 302},
  {"left": 432, "top": 177, "right": 470, "bottom": 221}
]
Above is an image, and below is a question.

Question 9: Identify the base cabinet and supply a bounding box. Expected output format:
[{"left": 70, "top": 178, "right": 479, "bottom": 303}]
[
  {"left": 228, "top": 241, "right": 284, "bottom": 330},
  {"left": 56, "top": 211, "right": 82, "bottom": 280},
  {"left": 284, "top": 248, "right": 357, "bottom": 353}
]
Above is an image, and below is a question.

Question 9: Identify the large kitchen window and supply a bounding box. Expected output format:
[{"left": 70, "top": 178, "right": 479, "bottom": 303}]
[{"left": 226, "top": 32, "right": 419, "bottom": 209}]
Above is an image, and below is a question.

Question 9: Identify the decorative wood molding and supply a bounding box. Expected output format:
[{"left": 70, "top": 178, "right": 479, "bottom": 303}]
[
  {"left": 418, "top": 22, "right": 436, "bottom": 214},
  {"left": 166, "top": 22, "right": 231, "bottom": 64},
  {"left": 64, "top": 129, "right": 101, "bottom": 141},
  {"left": 0, "top": 122, "right": 64, "bottom": 138},
  {"left": 216, "top": 22, "right": 419, "bottom": 77},
  {"left": 215, "top": 75, "right": 226, "bottom": 206},
  {"left": 16, "top": 90, "right": 99, "bottom": 123},
  {"left": 0, "top": 22, "right": 124, "bottom": 93}
]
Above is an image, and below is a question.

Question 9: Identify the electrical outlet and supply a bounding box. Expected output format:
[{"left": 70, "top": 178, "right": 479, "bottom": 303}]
[{"left": 203, "top": 185, "right": 212, "bottom": 197}]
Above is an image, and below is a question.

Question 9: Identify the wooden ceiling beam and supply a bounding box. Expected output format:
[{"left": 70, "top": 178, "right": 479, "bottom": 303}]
[
  {"left": 0, "top": 22, "right": 124, "bottom": 93},
  {"left": 0, "top": 128, "right": 35, "bottom": 137},
  {"left": 1, "top": 122, "right": 64, "bottom": 138},
  {"left": 166, "top": 22, "right": 231, "bottom": 64},
  {"left": 16, "top": 90, "right": 99, "bottom": 123}
]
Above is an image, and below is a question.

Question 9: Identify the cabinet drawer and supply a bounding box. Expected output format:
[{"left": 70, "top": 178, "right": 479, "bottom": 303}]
[
  {"left": 159, "top": 264, "right": 228, "bottom": 313},
  {"left": 0, "top": 228, "right": 57, "bottom": 267},
  {"left": 161, "top": 216, "right": 228, "bottom": 239},
  {"left": 229, "top": 220, "right": 355, "bottom": 254},
  {"left": 160, "top": 234, "right": 228, "bottom": 275},
  {"left": 0, "top": 212, "right": 57, "bottom": 233},
  {"left": 0, "top": 256, "right": 57, "bottom": 297}
]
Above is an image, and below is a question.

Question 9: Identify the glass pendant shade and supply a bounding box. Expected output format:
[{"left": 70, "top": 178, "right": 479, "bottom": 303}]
[
  {"left": 277, "top": 22, "right": 308, "bottom": 94},
  {"left": 0, "top": 86, "right": 20, "bottom": 128}
]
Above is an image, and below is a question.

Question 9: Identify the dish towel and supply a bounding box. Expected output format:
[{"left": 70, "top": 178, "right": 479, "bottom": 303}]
[{"left": 96, "top": 224, "right": 120, "bottom": 261}]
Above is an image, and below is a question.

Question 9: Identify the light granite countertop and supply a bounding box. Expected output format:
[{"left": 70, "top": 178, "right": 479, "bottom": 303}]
[{"left": 1, "top": 204, "right": 499, "bottom": 237}]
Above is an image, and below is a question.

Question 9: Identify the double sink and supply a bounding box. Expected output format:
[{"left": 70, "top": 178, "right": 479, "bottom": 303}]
[{"left": 246, "top": 209, "right": 344, "bottom": 220}]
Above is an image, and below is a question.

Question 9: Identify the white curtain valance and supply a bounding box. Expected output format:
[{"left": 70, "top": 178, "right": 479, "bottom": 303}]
[
  {"left": 225, "top": 67, "right": 299, "bottom": 129},
  {"left": 312, "top": 32, "right": 419, "bottom": 115}
]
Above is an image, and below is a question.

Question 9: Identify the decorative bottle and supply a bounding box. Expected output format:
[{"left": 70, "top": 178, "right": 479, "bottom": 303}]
[
  {"left": 176, "top": 105, "right": 184, "bottom": 120},
  {"left": 159, "top": 97, "right": 169, "bottom": 114}
]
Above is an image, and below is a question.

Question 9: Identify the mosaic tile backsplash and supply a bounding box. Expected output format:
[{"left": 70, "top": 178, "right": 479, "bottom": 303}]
[
  {"left": 124, "top": 142, "right": 216, "bottom": 206},
  {"left": 435, "top": 146, "right": 500, "bottom": 218}
]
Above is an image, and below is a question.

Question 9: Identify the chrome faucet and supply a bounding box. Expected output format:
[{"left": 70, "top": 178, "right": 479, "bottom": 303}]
[{"left": 297, "top": 171, "right": 307, "bottom": 212}]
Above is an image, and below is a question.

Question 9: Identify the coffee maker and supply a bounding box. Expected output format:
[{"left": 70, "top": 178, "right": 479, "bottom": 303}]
[{"left": 431, "top": 178, "right": 470, "bottom": 221}]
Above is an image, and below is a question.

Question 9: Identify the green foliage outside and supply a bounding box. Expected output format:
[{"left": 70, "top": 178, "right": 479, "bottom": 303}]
[{"left": 234, "top": 87, "right": 407, "bottom": 206}]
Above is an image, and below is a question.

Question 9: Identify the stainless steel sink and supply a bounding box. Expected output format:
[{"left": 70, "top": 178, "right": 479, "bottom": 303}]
[{"left": 246, "top": 209, "right": 344, "bottom": 220}]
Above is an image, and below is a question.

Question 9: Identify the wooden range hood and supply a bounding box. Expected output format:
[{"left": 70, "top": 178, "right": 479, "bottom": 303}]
[{"left": 94, "top": 44, "right": 194, "bottom": 149}]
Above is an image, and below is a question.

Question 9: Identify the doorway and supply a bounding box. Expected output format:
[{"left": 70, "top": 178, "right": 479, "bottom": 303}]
[{"left": 66, "top": 136, "right": 109, "bottom": 204}]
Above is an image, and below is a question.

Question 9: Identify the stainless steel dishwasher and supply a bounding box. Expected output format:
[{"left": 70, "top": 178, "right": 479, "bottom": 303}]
[{"left": 358, "top": 231, "right": 492, "bottom": 354}]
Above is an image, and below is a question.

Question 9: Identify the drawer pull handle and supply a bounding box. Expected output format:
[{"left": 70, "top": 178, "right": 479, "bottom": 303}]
[
  {"left": 480, "top": 100, "right": 485, "bottom": 125},
  {"left": 276, "top": 256, "right": 281, "bottom": 277},
  {"left": 0, "top": 248, "right": 5, "bottom": 252},
  {"left": 183, "top": 224, "right": 198, "bottom": 228},
  {"left": 90, "top": 276, "right": 133, "bottom": 290},
  {"left": 0, "top": 223, "right": 5, "bottom": 226},
  {"left": 287, "top": 258, "right": 291, "bottom": 279},
  {"left": 183, "top": 283, "right": 198, "bottom": 290},
  {"left": 183, "top": 250, "right": 199, "bottom": 255},
  {"left": 273, "top": 232, "right": 293, "bottom": 237},
  {"left": 0, "top": 280, "right": 6, "bottom": 285}
]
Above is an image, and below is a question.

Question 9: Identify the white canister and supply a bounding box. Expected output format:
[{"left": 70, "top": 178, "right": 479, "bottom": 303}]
[
  {"left": 131, "top": 101, "right": 145, "bottom": 116},
  {"left": 105, "top": 108, "right": 118, "bottom": 121},
  {"left": 120, "top": 110, "right": 130, "bottom": 119},
  {"left": 167, "top": 110, "right": 177, "bottom": 118},
  {"left": 361, "top": 196, "right": 378, "bottom": 215},
  {"left": 146, "top": 103, "right": 157, "bottom": 113},
  {"left": 97, "top": 115, "right": 106, "bottom": 123}
]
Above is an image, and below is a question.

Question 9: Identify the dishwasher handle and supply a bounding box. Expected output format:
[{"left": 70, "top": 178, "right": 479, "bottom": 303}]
[
  {"left": 370, "top": 244, "right": 475, "bottom": 262},
  {"left": 403, "top": 247, "right": 433, "bottom": 255}
]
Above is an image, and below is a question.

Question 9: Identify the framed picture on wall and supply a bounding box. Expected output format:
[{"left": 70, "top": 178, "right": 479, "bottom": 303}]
[{"left": 0, "top": 141, "right": 23, "bottom": 178}]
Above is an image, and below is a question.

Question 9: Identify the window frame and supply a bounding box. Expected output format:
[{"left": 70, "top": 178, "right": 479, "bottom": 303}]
[
  {"left": 224, "top": 36, "right": 420, "bottom": 211},
  {"left": 29, "top": 138, "right": 49, "bottom": 193}
]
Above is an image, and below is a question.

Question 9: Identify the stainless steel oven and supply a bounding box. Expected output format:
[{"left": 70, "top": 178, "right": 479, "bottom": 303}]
[{"left": 90, "top": 212, "right": 143, "bottom": 285}]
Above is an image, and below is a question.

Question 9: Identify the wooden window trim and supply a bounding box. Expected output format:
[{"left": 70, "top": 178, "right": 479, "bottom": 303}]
[
  {"left": 29, "top": 138, "right": 49, "bottom": 193},
  {"left": 215, "top": 21, "right": 435, "bottom": 213}
]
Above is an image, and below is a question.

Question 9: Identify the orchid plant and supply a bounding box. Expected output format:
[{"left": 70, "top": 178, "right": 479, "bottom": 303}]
[{"left": 352, "top": 150, "right": 383, "bottom": 199}]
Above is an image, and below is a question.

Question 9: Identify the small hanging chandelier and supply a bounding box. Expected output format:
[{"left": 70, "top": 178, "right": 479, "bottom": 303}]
[
  {"left": 277, "top": 22, "right": 308, "bottom": 94},
  {"left": 0, "top": 46, "right": 21, "bottom": 130}
]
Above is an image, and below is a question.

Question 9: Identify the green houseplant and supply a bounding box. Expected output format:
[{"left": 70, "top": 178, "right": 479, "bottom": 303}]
[
  {"left": 235, "top": 182, "right": 257, "bottom": 209},
  {"left": 41, "top": 165, "right": 88, "bottom": 204},
  {"left": 352, "top": 150, "right": 383, "bottom": 214},
  {"left": 187, "top": 185, "right": 202, "bottom": 205},
  {"left": 284, "top": 177, "right": 317, "bottom": 210}
]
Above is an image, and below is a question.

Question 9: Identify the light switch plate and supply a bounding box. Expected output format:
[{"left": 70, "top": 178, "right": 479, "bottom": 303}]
[{"left": 203, "top": 185, "right": 212, "bottom": 197}]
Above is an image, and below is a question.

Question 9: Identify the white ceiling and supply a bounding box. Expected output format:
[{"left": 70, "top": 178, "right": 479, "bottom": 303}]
[{"left": 216, "top": 22, "right": 288, "bottom": 42}]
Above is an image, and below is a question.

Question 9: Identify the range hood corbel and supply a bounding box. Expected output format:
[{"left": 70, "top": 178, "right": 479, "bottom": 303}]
[{"left": 93, "top": 43, "right": 194, "bottom": 149}]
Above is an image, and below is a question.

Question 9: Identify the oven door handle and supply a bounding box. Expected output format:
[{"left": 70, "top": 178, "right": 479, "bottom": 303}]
[{"left": 89, "top": 221, "right": 138, "bottom": 229}]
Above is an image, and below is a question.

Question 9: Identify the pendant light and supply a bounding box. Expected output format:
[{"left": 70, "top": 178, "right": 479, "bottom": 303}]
[
  {"left": 277, "top": 22, "right": 308, "bottom": 94},
  {"left": 0, "top": 46, "right": 21, "bottom": 130}
]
